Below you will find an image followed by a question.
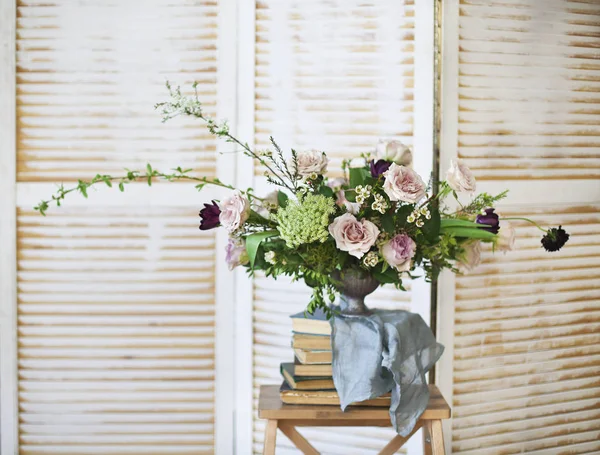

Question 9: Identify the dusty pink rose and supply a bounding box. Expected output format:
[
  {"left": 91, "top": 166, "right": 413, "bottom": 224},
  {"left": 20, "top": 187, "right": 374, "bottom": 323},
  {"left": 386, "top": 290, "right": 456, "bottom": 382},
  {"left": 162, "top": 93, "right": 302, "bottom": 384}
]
[
  {"left": 446, "top": 159, "right": 476, "bottom": 194},
  {"left": 457, "top": 240, "right": 482, "bottom": 274},
  {"left": 219, "top": 190, "right": 250, "bottom": 233},
  {"left": 295, "top": 150, "right": 328, "bottom": 176},
  {"left": 382, "top": 163, "right": 426, "bottom": 203},
  {"left": 375, "top": 139, "right": 412, "bottom": 166},
  {"left": 381, "top": 234, "right": 416, "bottom": 272},
  {"left": 497, "top": 222, "right": 516, "bottom": 253},
  {"left": 225, "top": 238, "right": 249, "bottom": 271},
  {"left": 335, "top": 190, "right": 360, "bottom": 215},
  {"left": 328, "top": 213, "right": 380, "bottom": 259}
]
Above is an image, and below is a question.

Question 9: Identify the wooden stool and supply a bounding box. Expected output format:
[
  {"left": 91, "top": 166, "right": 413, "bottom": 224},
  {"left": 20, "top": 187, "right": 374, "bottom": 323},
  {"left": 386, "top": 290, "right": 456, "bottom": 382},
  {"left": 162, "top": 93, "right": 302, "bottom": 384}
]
[{"left": 258, "top": 385, "right": 450, "bottom": 455}]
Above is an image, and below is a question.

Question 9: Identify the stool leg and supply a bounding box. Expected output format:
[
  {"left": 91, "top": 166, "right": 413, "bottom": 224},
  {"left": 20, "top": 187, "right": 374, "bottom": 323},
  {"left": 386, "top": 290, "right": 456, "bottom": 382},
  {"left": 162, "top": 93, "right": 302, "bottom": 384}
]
[
  {"left": 263, "top": 419, "right": 278, "bottom": 455},
  {"left": 426, "top": 420, "right": 446, "bottom": 455}
]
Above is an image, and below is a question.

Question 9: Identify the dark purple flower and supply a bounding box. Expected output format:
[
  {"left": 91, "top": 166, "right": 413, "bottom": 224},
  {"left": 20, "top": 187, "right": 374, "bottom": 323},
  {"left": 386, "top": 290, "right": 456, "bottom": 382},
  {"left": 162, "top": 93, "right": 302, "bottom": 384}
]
[
  {"left": 476, "top": 208, "right": 500, "bottom": 234},
  {"left": 541, "top": 225, "right": 569, "bottom": 252},
  {"left": 199, "top": 201, "right": 221, "bottom": 230},
  {"left": 370, "top": 159, "right": 392, "bottom": 178}
]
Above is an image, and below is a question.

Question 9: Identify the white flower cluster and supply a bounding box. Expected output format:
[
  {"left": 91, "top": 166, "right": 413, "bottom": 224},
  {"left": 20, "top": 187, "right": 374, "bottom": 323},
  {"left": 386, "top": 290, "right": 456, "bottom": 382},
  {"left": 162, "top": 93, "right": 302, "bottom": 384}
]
[
  {"left": 371, "top": 193, "right": 388, "bottom": 214},
  {"left": 407, "top": 205, "right": 431, "bottom": 228},
  {"left": 264, "top": 251, "right": 277, "bottom": 265},
  {"left": 362, "top": 251, "right": 380, "bottom": 268},
  {"left": 355, "top": 185, "right": 373, "bottom": 204}
]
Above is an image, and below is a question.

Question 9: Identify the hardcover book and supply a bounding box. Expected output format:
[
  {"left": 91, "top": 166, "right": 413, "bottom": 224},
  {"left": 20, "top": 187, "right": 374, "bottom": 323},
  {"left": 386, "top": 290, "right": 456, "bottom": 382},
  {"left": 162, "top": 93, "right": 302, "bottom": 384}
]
[
  {"left": 294, "top": 348, "right": 332, "bottom": 365},
  {"left": 292, "top": 333, "right": 331, "bottom": 351},
  {"left": 280, "top": 362, "right": 334, "bottom": 390},
  {"left": 291, "top": 308, "right": 331, "bottom": 336},
  {"left": 279, "top": 381, "right": 390, "bottom": 407}
]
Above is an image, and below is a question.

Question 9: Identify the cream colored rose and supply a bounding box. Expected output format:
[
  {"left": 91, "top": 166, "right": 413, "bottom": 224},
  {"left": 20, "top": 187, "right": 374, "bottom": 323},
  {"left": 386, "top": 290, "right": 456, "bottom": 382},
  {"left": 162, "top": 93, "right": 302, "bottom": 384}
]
[
  {"left": 295, "top": 150, "right": 328, "bottom": 176},
  {"left": 328, "top": 213, "right": 380, "bottom": 259},
  {"left": 497, "top": 222, "right": 516, "bottom": 253},
  {"left": 457, "top": 240, "right": 482, "bottom": 274},
  {"left": 219, "top": 190, "right": 251, "bottom": 233},
  {"left": 382, "top": 163, "right": 426, "bottom": 203},
  {"left": 335, "top": 190, "right": 360, "bottom": 215},
  {"left": 446, "top": 159, "right": 476, "bottom": 194},
  {"left": 375, "top": 139, "right": 412, "bottom": 166}
]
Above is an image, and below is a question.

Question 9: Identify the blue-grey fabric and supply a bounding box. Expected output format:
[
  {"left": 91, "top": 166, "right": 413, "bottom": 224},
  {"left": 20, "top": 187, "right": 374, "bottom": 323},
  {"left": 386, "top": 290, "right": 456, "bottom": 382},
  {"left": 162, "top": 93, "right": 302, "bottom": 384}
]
[{"left": 330, "top": 309, "right": 444, "bottom": 437}]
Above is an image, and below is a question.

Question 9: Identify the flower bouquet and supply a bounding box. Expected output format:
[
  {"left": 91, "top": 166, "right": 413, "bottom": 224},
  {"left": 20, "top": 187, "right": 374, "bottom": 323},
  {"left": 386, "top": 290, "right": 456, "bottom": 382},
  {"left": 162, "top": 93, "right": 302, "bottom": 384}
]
[{"left": 36, "top": 83, "right": 570, "bottom": 316}]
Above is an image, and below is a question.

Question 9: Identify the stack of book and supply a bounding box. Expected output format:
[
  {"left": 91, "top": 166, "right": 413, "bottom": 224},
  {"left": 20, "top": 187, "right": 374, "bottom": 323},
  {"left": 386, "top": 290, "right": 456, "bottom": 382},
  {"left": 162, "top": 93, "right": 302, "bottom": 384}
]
[{"left": 279, "top": 309, "right": 390, "bottom": 407}]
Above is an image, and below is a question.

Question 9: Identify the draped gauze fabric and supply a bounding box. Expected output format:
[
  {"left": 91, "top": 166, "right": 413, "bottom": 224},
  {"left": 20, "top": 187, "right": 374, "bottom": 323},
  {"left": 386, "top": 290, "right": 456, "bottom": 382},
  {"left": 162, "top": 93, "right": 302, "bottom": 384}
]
[{"left": 330, "top": 310, "right": 444, "bottom": 437}]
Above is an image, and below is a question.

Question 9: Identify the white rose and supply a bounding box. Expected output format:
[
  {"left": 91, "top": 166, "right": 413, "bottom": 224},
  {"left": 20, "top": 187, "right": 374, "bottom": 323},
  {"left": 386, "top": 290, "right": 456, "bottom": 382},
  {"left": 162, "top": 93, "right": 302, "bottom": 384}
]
[
  {"left": 335, "top": 190, "right": 360, "bottom": 215},
  {"left": 382, "top": 163, "right": 427, "bottom": 203},
  {"left": 375, "top": 139, "right": 412, "bottom": 166},
  {"left": 295, "top": 150, "right": 328, "bottom": 176},
  {"left": 219, "top": 190, "right": 251, "bottom": 233},
  {"left": 497, "top": 222, "right": 516, "bottom": 253},
  {"left": 457, "top": 240, "right": 482, "bottom": 274},
  {"left": 328, "top": 213, "right": 380, "bottom": 259},
  {"left": 446, "top": 159, "right": 476, "bottom": 194}
]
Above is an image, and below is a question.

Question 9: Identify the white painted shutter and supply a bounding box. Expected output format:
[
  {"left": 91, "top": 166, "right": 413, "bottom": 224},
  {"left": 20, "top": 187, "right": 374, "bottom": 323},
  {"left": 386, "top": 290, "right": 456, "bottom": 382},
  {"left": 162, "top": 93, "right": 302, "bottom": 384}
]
[
  {"left": 439, "top": 1, "right": 600, "bottom": 453},
  {"left": 17, "top": 0, "right": 218, "bottom": 181},
  {"left": 251, "top": 1, "right": 429, "bottom": 453},
  {"left": 15, "top": 1, "right": 220, "bottom": 453}
]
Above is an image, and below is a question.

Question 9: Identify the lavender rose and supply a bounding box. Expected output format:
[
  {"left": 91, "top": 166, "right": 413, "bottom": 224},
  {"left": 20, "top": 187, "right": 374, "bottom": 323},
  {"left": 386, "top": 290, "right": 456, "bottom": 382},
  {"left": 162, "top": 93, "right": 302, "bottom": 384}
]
[
  {"left": 382, "top": 163, "right": 426, "bottom": 203},
  {"left": 370, "top": 159, "right": 392, "bottom": 178},
  {"left": 328, "top": 213, "right": 380, "bottom": 259},
  {"left": 225, "top": 238, "right": 249, "bottom": 271},
  {"left": 295, "top": 150, "right": 328, "bottom": 176},
  {"left": 199, "top": 200, "right": 220, "bottom": 230},
  {"left": 219, "top": 190, "right": 250, "bottom": 233},
  {"left": 375, "top": 139, "right": 412, "bottom": 166},
  {"left": 446, "top": 159, "right": 476, "bottom": 194},
  {"left": 476, "top": 208, "right": 500, "bottom": 234},
  {"left": 497, "top": 222, "right": 516, "bottom": 253},
  {"left": 457, "top": 240, "right": 482, "bottom": 274},
  {"left": 381, "top": 233, "right": 416, "bottom": 272}
]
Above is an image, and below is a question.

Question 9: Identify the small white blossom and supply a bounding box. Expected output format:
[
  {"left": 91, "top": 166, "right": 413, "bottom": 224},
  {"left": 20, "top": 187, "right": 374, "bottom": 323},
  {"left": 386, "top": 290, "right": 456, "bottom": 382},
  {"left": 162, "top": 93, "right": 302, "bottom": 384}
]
[
  {"left": 362, "top": 251, "right": 380, "bottom": 268},
  {"left": 264, "top": 251, "right": 277, "bottom": 265},
  {"left": 407, "top": 214, "right": 416, "bottom": 223},
  {"left": 416, "top": 219, "right": 424, "bottom": 228}
]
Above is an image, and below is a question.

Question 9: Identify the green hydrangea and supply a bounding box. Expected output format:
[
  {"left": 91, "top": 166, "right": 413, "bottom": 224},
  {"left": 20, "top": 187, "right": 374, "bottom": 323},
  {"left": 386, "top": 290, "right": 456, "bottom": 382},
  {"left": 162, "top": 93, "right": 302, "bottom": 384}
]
[{"left": 276, "top": 193, "right": 336, "bottom": 248}]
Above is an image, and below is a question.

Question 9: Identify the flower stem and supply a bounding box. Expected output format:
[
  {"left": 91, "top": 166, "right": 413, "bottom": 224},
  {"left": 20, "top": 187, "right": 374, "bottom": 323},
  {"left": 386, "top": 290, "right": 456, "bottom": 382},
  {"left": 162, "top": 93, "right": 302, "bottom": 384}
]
[{"left": 502, "top": 217, "right": 548, "bottom": 233}]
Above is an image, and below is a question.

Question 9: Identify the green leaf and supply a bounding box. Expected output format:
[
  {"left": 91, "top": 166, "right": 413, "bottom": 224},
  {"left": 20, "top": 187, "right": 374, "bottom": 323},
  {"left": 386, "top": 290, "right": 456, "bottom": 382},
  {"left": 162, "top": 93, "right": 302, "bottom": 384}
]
[
  {"left": 372, "top": 266, "right": 398, "bottom": 284},
  {"left": 394, "top": 204, "right": 414, "bottom": 228},
  {"left": 246, "top": 230, "right": 279, "bottom": 268},
  {"left": 422, "top": 207, "right": 441, "bottom": 242},
  {"left": 443, "top": 226, "right": 497, "bottom": 241},
  {"left": 277, "top": 190, "right": 289, "bottom": 208},
  {"left": 195, "top": 183, "right": 206, "bottom": 191},
  {"left": 318, "top": 185, "right": 334, "bottom": 199},
  {"left": 118, "top": 182, "right": 125, "bottom": 192},
  {"left": 381, "top": 212, "right": 395, "bottom": 234},
  {"left": 441, "top": 219, "right": 489, "bottom": 228},
  {"left": 349, "top": 167, "right": 371, "bottom": 188}
]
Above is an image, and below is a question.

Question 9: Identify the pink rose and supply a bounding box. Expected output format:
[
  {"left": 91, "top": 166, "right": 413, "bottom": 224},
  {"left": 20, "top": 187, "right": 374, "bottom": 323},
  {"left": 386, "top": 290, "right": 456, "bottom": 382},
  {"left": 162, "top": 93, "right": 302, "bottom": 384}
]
[
  {"left": 328, "top": 213, "right": 380, "bottom": 259},
  {"left": 457, "top": 240, "right": 482, "bottom": 274},
  {"left": 335, "top": 190, "right": 360, "bottom": 215},
  {"left": 446, "top": 159, "right": 476, "bottom": 194},
  {"left": 219, "top": 190, "right": 250, "bottom": 233},
  {"left": 381, "top": 234, "right": 416, "bottom": 272},
  {"left": 295, "top": 150, "right": 328, "bottom": 176},
  {"left": 375, "top": 139, "right": 412, "bottom": 166},
  {"left": 497, "top": 222, "right": 516, "bottom": 253},
  {"left": 225, "top": 238, "right": 249, "bottom": 271},
  {"left": 382, "top": 163, "right": 426, "bottom": 203}
]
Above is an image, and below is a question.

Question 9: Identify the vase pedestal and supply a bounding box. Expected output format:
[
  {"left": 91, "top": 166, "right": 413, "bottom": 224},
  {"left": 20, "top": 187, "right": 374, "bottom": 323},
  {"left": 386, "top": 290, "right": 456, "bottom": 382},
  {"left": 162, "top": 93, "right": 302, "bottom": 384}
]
[{"left": 258, "top": 384, "right": 450, "bottom": 455}]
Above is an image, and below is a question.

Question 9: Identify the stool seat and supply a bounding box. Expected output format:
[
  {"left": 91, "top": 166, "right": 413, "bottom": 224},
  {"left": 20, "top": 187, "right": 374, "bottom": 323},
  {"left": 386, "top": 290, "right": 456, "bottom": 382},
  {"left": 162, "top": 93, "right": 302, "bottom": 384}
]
[{"left": 258, "top": 384, "right": 451, "bottom": 455}]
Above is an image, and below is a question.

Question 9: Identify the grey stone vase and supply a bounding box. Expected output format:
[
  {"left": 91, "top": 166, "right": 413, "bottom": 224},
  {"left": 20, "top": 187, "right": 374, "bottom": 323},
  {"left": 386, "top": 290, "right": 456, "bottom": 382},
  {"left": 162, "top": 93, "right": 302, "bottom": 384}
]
[{"left": 332, "top": 268, "right": 380, "bottom": 315}]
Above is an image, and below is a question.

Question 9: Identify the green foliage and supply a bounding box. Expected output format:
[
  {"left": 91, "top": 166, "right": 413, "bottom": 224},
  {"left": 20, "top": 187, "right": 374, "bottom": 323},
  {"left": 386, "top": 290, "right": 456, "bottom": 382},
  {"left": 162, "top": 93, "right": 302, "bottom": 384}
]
[
  {"left": 349, "top": 167, "right": 371, "bottom": 188},
  {"left": 246, "top": 230, "right": 279, "bottom": 268}
]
